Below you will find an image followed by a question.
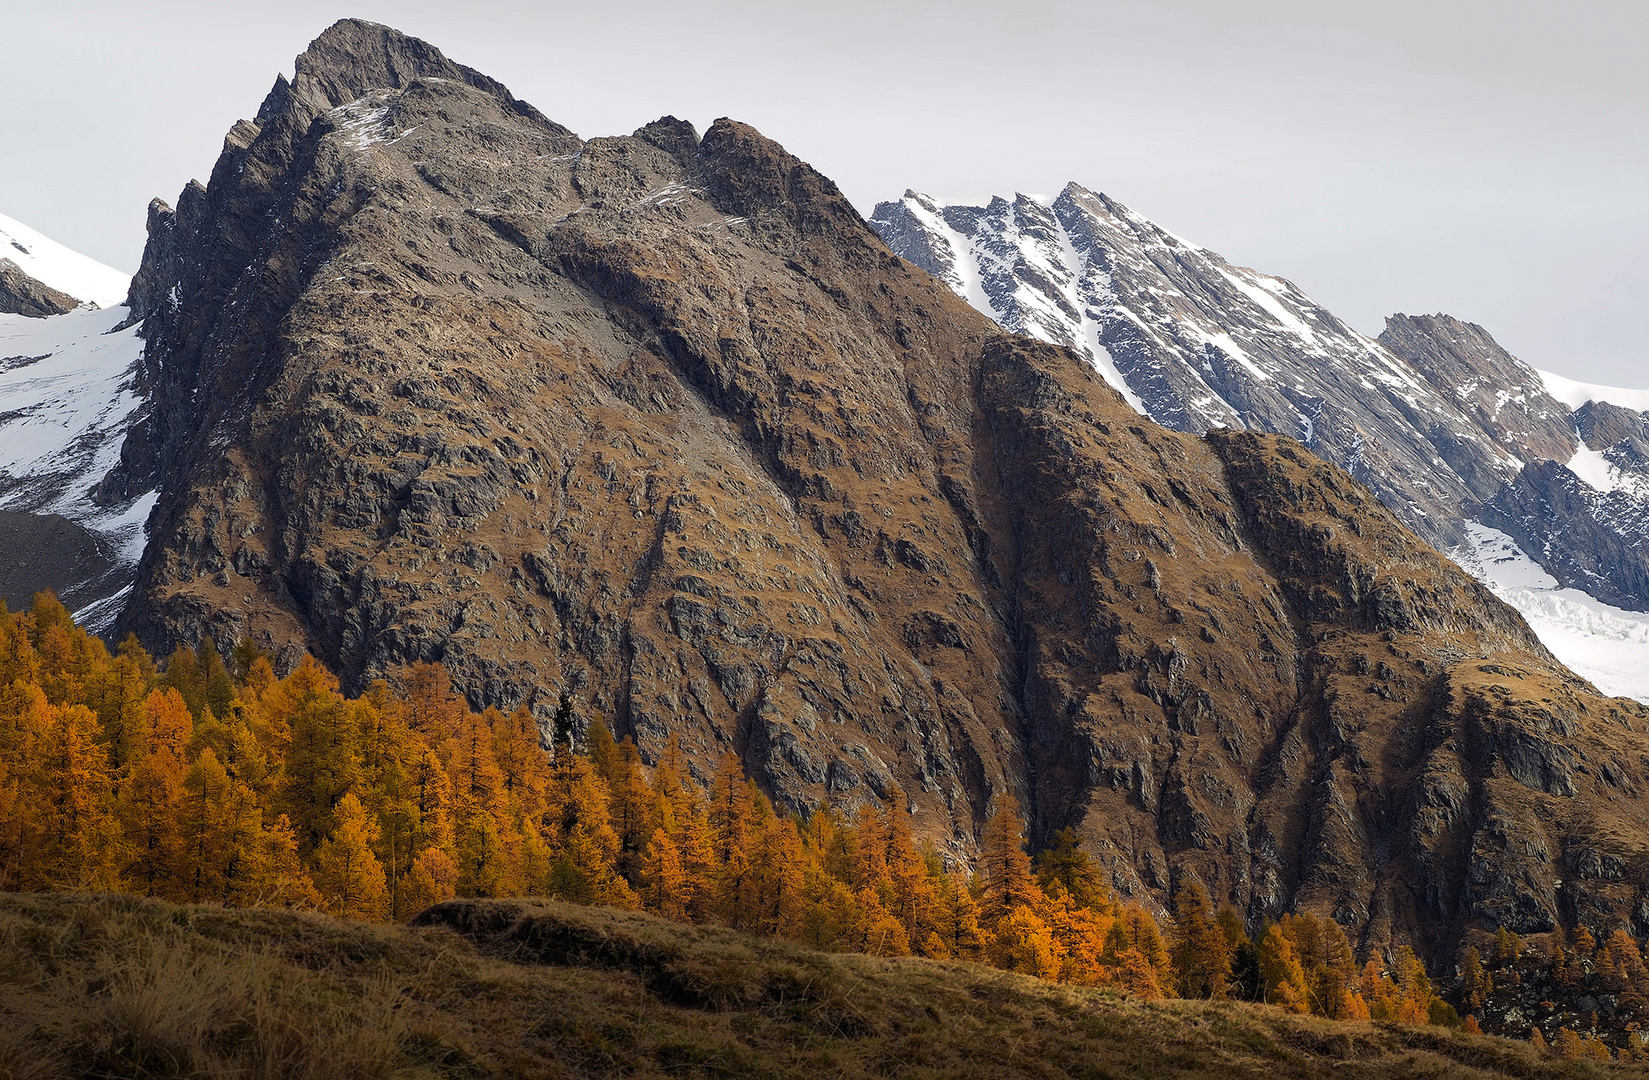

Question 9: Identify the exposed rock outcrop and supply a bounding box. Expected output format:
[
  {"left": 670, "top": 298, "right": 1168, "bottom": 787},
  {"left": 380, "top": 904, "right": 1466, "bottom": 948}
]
[
  {"left": 1482, "top": 460, "right": 1649, "bottom": 611},
  {"left": 0, "top": 508, "right": 123, "bottom": 613},
  {"left": 111, "top": 19, "right": 1649, "bottom": 964},
  {"left": 0, "top": 258, "right": 78, "bottom": 317},
  {"left": 1382, "top": 314, "right": 1649, "bottom": 615},
  {"left": 1376, "top": 313, "right": 1576, "bottom": 468}
]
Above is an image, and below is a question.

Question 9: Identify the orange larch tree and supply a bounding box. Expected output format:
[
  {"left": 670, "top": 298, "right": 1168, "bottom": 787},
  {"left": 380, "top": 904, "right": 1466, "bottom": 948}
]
[{"left": 312, "top": 790, "right": 390, "bottom": 920}]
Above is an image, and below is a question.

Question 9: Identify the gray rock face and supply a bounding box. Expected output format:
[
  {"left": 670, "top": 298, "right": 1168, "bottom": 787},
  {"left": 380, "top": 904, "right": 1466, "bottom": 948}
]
[
  {"left": 1382, "top": 318, "right": 1649, "bottom": 613},
  {"left": 0, "top": 259, "right": 78, "bottom": 317},
  {"left": 870, "top": 191, "right": 1649, "bottom": 624},
  {"left": 0, "top": 509, "right": 124, "bottom": 615},
  {"left": 1376, "top": 313, "right": 1576, "bottom": 466},
  {"left": 869, "top": 188, "right": 1520, "bottom": 551},
  {"left": 1575, "top": 400, "right": 1649, "bottom": 456},
  {"left": 1483, "top": 460, "right": 1649, "bottom": 611}
]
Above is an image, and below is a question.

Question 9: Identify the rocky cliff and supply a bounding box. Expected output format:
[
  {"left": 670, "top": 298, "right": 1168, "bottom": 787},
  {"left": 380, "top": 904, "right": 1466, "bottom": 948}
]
[
  {"left": 111, "top": 19, "right": 1649, "bottom": 962},
  {"left": 1380, "top": 314, "right": 1649, "bottom": 615}
]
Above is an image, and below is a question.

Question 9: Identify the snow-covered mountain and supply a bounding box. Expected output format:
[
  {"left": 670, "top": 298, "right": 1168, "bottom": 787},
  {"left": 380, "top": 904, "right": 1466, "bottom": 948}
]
[
  {"left": 870, "top": 186, "right": 1539, "bottom": 548},
  {"left": 0, "top": 214, "right": 149, "bottom": 628},
  {"left": 870, "top": 185, "right": 1649, "bottom": 701}
]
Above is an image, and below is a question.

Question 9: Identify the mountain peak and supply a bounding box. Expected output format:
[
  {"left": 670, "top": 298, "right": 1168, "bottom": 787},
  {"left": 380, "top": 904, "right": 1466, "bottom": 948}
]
[
  {"left": 78, "top": 17, "right": 1649, "bottom": 965},
  {"left": 249, "top": 17, "right": 560, "bottom": 133},
  {"left": 294, "top": 19, "right": 489, "bottom": 104}
]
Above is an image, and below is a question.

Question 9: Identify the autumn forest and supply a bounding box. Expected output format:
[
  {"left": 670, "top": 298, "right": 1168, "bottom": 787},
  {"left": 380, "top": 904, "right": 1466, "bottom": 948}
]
[{"left": 1, "top": 591, "right": 1645, "bottom": 1062}]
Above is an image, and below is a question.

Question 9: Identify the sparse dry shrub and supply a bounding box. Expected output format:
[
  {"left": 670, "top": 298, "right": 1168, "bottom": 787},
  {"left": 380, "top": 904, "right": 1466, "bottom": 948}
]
[{"left": 4, "top": 893, "right": 1647, "bottom": 1079}]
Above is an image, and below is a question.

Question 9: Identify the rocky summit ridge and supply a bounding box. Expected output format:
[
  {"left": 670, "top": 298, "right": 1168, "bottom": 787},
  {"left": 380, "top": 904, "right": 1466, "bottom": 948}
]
[
  {"left": 106, "top": 19, "right": 1649, "bottom": 962},
  {"left": 870, "top": 190, "right": 1649, "bottom": 698}
]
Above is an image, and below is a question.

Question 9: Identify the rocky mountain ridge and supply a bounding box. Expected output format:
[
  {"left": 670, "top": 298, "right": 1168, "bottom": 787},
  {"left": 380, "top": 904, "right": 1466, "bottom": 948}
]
[
  {"left": 870, "top": 189, "right": 1649, "bottom": 700},
  {"left": 99, "top": 19, "right": 1649, "bottom": 962},
  {"left": 1377, "top": 314, "right": 1649, "bottom": 616}
]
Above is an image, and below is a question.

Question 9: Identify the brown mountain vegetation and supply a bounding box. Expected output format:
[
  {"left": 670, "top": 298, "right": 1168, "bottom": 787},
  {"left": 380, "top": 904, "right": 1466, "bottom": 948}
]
[
  {"left": 0, "top": 595, "right": 1255, "bottom": 1004},
  {"left": 4, "top": 891, "right": 1647, "bottom": 1079}
]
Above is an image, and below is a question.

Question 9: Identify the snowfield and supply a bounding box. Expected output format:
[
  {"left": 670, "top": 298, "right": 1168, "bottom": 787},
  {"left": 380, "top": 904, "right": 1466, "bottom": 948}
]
[
  {"left": 0, "top": 300, "right": 152, "bottom": 629},
  {"left": 1537, "top": 368, "right": 1649, "bottom": 414},
  {"left": 1452, "top": 523, "right": 1649, "bottom": 703},
  {"left": 0, "top": 304, "right": 147, "bottom": 546}
]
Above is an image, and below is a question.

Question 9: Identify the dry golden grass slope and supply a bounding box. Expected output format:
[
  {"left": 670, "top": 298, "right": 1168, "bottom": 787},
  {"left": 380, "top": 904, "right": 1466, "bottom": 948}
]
[{"left": 0, "top": 893, "right": 1634, "bottom": 1080}]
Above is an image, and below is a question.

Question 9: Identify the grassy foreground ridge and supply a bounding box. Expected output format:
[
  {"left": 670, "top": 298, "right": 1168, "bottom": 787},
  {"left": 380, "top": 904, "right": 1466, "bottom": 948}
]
[{"left": 0, "top": 893, "right": 1634, "bottom": 1080}]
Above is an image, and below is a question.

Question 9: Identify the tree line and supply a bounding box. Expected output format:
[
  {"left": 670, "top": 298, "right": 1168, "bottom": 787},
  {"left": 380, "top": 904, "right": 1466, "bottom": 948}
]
[{"left": 2, "top": 591, "right": 1646, "bottom": 1058}]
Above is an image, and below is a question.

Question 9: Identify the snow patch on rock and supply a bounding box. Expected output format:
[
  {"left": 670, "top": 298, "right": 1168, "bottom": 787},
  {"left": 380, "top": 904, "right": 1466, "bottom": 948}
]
[
  {"left": 1566, "top": 443, "right": 1643, "bottom": 496},
  {"left": 0, "top": 303, "right": 152, "bottom": 628},
  {"left": 0, "top": 306, "right": 144, "bottom": 516}
]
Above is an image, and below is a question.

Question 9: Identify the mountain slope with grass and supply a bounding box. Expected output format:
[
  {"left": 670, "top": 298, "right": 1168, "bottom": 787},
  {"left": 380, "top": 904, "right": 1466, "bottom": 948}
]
[{"left": 1, "top": 892, "right": 1638, "bottom": 1079}]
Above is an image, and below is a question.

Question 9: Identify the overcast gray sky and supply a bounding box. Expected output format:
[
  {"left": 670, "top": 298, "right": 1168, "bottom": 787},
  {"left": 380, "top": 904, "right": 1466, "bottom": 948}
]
[{"left": 3, "top": 0, "right": 1646, "bottom": 386}]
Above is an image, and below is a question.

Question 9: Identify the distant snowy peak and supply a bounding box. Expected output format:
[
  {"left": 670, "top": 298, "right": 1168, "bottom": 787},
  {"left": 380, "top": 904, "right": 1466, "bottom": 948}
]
[
  {"left": 0, "top": 212, "right": 130, "bottom": 309},
  {"left": 874, "top": 181, "right": 1649, "bottom": 694},
  {"left": 871, "top": 184, "right": 1519, "bottom": 549}
]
